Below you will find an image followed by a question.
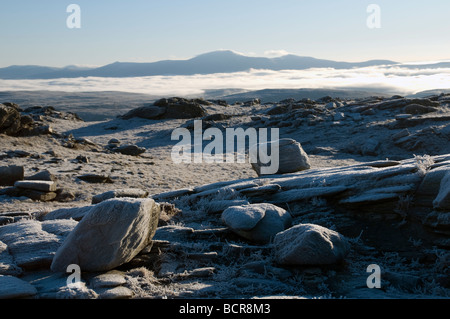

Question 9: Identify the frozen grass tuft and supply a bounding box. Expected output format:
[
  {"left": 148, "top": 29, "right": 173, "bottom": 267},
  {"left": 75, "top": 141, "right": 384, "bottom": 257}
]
[{"left": 414, "top": 154, "right": 434, "bottom": 176}]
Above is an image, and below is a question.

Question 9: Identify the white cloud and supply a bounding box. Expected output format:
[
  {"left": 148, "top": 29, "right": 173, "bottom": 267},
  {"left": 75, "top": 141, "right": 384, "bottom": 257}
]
[
  {"left": 1, "top": 64, "right": 449, "bottom": 96},
  {"left": 263, "top": 50, "right": 291, "bottom": 57}
]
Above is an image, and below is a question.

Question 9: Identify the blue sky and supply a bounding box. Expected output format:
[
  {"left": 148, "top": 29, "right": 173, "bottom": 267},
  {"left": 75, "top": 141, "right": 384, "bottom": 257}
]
[{"left": 1, "top": 0, "right": 449, "bottom": 67}]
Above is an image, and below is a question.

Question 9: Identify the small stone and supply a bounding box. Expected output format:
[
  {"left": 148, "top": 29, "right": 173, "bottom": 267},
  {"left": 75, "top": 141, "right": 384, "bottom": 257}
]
[
  {"left": 114, "top": 144, "right": 146, "bottom": 156},
  {"left": 75, "top": 155, "right": 89, "bottom": 163},
  {"left": 392, "top": 129, "right": 410, "bottom": 141},
  {"left": 395, "top": 114, "right": 413, "bottom": 120},
  {"left": 96, "top": 286, "right": 133, "bottom": 299},
  {"left": 77, "top": 174, "right": 113, "bottom": 184},
  {"left": 108, "top": 138, "right": 120, "bottom": 146},
  {"left": 361, "top": 138, "right": 380, "bottom": 156},
  {"left": 89, "top": 271, "right": 127, "bottom": 289}
]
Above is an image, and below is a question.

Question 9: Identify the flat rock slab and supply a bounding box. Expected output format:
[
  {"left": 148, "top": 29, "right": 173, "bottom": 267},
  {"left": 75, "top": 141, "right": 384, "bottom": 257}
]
[
  {"left": 0, "top": 219, "right": 78, "bottom": 270},
  {"left": 0, "top": 275, "right": 37, "bottom": 299},
  {"left": 92, "top": 188, "right": 149, "bottom": 204},
  {"left": 18, "top": 189, "right": 57, "bottom": 202},
  {"left": 43, "top": 206, "right": 93, "bottom": 221},
  {"left": 14, "top": 180, "right": 56, "bottom": 192},
  {"left": 0, "top": 240, "right": 22, "bottom": 276},
  {"left": 95, "top": 286, "right": 133, "bottom": 299}
]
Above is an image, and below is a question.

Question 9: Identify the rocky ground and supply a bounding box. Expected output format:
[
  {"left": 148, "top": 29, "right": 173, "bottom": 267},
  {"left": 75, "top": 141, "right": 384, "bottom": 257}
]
[{"left": 0, "top": 93, "right": 449, "bottom": 299}]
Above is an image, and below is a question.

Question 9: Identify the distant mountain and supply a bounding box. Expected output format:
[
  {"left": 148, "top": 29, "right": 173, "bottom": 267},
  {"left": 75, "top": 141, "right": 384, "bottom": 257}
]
[
  {"left": 0, "top": 65, "right": 95, "bottom": 80},
  {"left": 0, "top": 50, "right": 398, "bottom": 80}
]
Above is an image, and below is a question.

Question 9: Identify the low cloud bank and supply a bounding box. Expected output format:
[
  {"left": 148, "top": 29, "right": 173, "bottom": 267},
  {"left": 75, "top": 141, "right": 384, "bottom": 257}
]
[{"left": 1, "top": 64, "right": 450, "bottom": 96}]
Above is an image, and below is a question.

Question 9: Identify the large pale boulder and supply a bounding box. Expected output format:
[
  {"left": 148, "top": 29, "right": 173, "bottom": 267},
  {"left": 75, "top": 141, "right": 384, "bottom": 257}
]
[
  {"left": 250, "top": 138, "right": 311, "bottom": 176},
  {"left": 51, "top": 198, "right": 160, "bottom": 272},
  {"left": 273, "top": 224, "right": 350, "bottom": 265},
  {"left": 221, "top": 203, "right": 292, "bottom": 243}
]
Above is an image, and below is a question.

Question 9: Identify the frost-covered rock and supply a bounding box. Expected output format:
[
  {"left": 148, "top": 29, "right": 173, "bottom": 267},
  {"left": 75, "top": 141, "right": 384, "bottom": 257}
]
[
  {"left": 121, "top": 98, "right": 208, "bottom": 120},
  {"left": 91, "top": 188, "right": 149, "bottom": 204},
  {"left": 14, "top": 180, "right": 56, "bottom": 192},
  {"left": 221, "top": 203, "right": 292, "bottom": 243},
  {"left": 0, "top": 275, "right": 37, "bottom": 299},
  {"left": 43, "top": 206, "right": 92, "bottom": 221},
  {"left": 25, "top": 170, "right": 56, "bottom": 182},
  {"left": 273, "top": 224, "right": 350, "bottom": 265},
  {"left": 250, "top": 138, "right": 311, "bottom": 176},
  {"left": 403, "top": 104, "right": 438, "bottom": 115},
  {"left": 56, "top": 282, "right": 98, "bottom": 299},
  {"left": 361, "top": 138, "right": 380, "bottom": 156},
  {"left": 114, "top": 144, "right": 146, "bottom": 156},
  {"left": 0, "top": 219, "right": 78, "bottom": 269},
  {"left": 433, "top": 171, "right": 450, "bottom": 210},
  {"left": 423, "top": 211, "right": 450, "bottom": 234},
  {"left": 95, "top": 286, "right": 133, "bottom": 299},
  {"left": 0, "top": 103, "right": 21, "bottom": 136},
  {"left": 0, "top": 240, "right": 22, "bottom": 276},
  {"left": 89, "top": 270, "right": 127, "bottom": 289},
  {"left": 51, "top": 198, "right": 161, "bottom": 272},
  {"left": 416, "top": 164, "right": 450, "bottom": 206}
]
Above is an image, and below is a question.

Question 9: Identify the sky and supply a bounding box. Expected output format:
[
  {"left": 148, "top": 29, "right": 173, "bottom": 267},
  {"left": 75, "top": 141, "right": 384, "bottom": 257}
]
[{"left": 1, "top": 0, "right": 450, "bottom": 68}]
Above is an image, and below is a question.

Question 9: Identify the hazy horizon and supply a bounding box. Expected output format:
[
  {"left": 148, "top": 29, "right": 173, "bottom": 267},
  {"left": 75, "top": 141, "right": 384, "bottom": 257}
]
[{"left": 1, "top": 49, "right": 450, "bottom": 69}]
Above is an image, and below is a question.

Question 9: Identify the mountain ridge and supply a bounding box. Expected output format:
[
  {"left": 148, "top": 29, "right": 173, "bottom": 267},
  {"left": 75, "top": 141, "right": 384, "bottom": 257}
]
[{"left": 0, "top": 50, "right": 398, "bottom": 80}]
